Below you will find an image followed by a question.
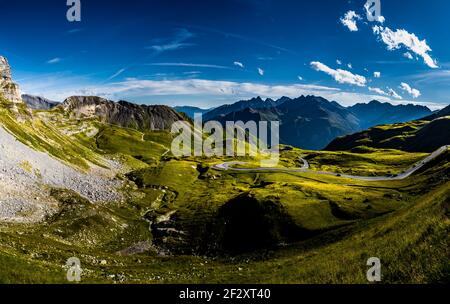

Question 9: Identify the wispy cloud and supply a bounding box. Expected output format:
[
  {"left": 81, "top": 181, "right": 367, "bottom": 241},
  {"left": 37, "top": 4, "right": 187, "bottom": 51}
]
[
  {"left": 310, "top": 61, "right": 367, "bottom": 87},
  {"left": 234, "top": 61, "right": 245, "bottom": 68},
  {"left": 368, "top": 87, "right": 388, "bottom": 96},
  {"left": 373, "top": 71, "right": 381, "bottom": 78},
  {"left": 107, "top": 68, "right": 126, "bottom": 81},
  {"left": 257, "top": 68, "right": 265, "bottom": 76},
  {"left": 147, "top": 63, "right": 231, "bottom": 69},
  {"left": 146, "top": 28, "right": 195, "bottom": 53},
  {"left": 388, "top": 88, "right": 403, "bottom": 100},
  {"left": 46, "top": 57, "right": 62, "bottom": 64},
  {"left": 66, "top": 28, "right": 83, "bottom": 35},
  {"left": 410, "top": 69, "right": 450, "bottom": 86},
  {"left": 180, "top": 24, "right": 298, "bottom": 55}
]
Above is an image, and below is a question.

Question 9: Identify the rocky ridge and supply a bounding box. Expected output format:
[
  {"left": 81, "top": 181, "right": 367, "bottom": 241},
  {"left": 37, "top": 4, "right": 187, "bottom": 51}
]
[{"left": 62, "top": 96, "right": 185, "bottom": 131}]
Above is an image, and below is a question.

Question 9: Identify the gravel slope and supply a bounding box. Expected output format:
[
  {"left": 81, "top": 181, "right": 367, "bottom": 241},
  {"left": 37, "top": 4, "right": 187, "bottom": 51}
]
[{"left": 0, "top": 126, "right": 122, "bottom": 223}]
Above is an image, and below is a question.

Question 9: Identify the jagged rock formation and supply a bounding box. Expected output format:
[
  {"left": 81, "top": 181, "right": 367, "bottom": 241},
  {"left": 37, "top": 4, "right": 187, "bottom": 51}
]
[
  {"left": 62, "top": 96, "right": 186, "bottom": 131},
  {"left": 22, "top": 94, "right": 59, "bottom": 110},
  {"left": 0, "top": 56, "right": 22, "bottom": 103}
]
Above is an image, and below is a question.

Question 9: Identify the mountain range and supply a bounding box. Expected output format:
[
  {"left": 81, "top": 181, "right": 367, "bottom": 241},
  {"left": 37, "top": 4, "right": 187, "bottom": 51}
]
[
  {"left": 18, "top": 92, "right": 435, "bottom": 150},
  {"left": 204, "top": 96, "right": 432, "bottom": 150}
]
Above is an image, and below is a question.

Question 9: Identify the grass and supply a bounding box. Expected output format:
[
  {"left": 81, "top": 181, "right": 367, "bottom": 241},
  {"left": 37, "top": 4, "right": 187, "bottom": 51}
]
[{"left": 302, "top": 149, "right": 428, "bottom": 176}]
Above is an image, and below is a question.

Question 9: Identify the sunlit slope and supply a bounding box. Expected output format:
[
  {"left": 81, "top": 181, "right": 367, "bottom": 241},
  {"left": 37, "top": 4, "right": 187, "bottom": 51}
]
[
  {"left": 327, "top": 117, "right": 450, "bottom": 153},
  {"left": 0, "top": 98, "right": 107, "bottom": 170}
]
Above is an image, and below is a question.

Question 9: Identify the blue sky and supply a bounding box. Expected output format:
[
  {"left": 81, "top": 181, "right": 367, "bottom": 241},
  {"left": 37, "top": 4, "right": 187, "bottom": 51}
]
[{"left": 1, "top": 0, "right": 449, "bottom": 109}]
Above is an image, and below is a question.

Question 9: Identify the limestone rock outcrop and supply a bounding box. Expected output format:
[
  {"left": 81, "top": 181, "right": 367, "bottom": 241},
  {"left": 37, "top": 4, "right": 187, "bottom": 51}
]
[{"left": 0, "top": 56, "right": 22, "bottom": 103}]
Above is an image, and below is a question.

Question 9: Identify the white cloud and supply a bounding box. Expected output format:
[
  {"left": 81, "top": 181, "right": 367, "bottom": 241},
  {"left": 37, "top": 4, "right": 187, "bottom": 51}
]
[
  {"left": 234, "top": 61, "right": 244, "bottom": 68},
  {"left": 310, "top": 61, "right": 367, "bottom": 87},
  {"left": 347, "top": 63, "right": 353, "bottom": 69},
  {"left": 368, "top": 87, "right": 388, "bottom": 96},
  {"left": 403, "top": 52, "right": 414, "bottom": 60},
  {"left": 373, "top": 26, "right": 438, "bottom": 69},
  {"left": 336, "top": 60, "right": 342, "bottom": 65},
  {"left": 257, "top": 68, "right": 264, "bottom": 76},
  {"left": 388, "top": 88, "right": 403, "bottom": 100},
  {"left": 340, "top": 11, "right": 362, "bottom": 32},
  {"left": 297, "top": 76, "right": 303, "bottom": 81},
  {"left": 404, "top": 52, "right": 414, "bottom": 60},
  {"left": 373, "top": 71, "right": 381, "bottom": 78},
  {"left": 47, "top": 58, "right": 61, "bottom": 64},
  {"left": 400, "top": 82, "right": 421, "bottom": 98}
]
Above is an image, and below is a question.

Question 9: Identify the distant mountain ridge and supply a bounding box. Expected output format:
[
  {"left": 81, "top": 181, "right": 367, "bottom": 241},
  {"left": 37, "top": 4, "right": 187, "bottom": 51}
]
[
  {"left": 348, "top": 100, "right": 432, "bottom": 130},
  {"left": 203, "top": 96, "right": 288, "bottom": 121},
  {"left": 206, "top": 95, "right": 432, "bottom": 150},
  {"left": 22, "top": 94, "right": 59, "bottom": 110},
  {"left": 61, "top": 96, "right": 185, "bottom": 131},
  {"left": 212, "top": 95, "right": 361, "bottom": 150}
]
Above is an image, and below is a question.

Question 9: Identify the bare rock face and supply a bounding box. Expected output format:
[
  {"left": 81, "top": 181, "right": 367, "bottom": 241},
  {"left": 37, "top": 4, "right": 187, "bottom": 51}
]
[
  {"left": 0, "top": 56, "right": 22, "bottom": 103},
  {"left": 62, "top": 96, "right": 186, "bottom": 131}
]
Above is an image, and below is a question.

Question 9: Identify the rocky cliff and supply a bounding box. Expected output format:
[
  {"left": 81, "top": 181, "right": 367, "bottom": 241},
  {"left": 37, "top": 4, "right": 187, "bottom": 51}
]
[
  {"left": 62, "top": 96, "right": 186, "bottom": 131},
  {"left": 0, "top": 56, "right": 22, "bottom": 103}
]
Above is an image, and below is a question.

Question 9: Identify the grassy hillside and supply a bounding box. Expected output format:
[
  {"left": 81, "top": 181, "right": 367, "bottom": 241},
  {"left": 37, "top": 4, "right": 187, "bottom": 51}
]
[{"left": 326, "top": 117, "right": 450, "bottom": 153}]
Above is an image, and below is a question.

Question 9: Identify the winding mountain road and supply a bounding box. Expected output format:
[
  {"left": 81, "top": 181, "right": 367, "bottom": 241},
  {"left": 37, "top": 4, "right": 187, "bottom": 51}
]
[{"left": 212, "top": 145, "right": 449, "bottom": 182}]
